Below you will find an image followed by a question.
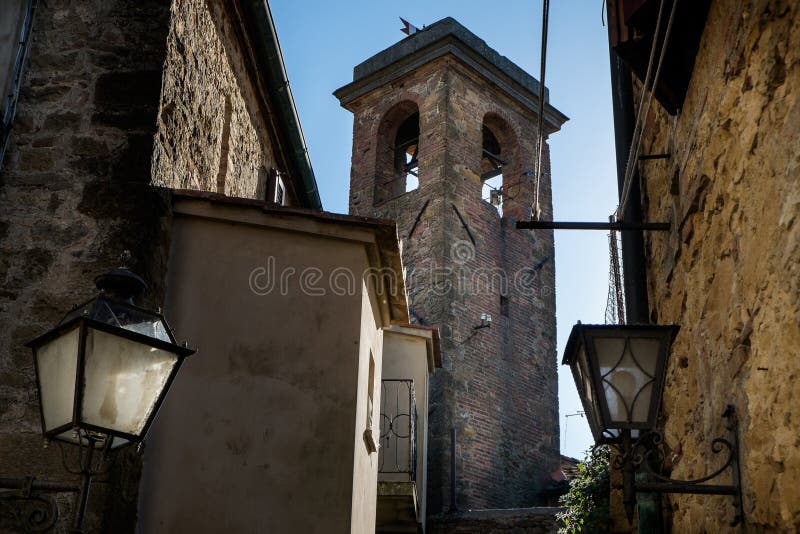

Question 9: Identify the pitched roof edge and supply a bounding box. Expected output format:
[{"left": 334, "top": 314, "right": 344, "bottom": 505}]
[{"left": 237, "top": 0, "right": 322, "bottom": 210}]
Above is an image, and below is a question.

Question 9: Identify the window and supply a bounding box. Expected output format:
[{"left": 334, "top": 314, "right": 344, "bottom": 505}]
[
  {"left": 275, "top": 175, "right": 285, "bottom": 206},
  {"left": 267, "top": 168, "right": 287, "bottom": 206}
]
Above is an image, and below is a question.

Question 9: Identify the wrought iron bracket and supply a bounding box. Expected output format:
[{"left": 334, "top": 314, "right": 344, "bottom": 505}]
[
  {"left": 615, "top": 405, "right": 743, "bottom": 526},
  {"left": 0, "top": 430, "right": 115, "bottom": 533},
  {"left": 0, "top": 476, "right": 78, "bottom": 533}
]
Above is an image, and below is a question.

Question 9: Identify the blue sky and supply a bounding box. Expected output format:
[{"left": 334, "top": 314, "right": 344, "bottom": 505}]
[{"left": 271, "top": 0, "right": 619, "bottom": 460}]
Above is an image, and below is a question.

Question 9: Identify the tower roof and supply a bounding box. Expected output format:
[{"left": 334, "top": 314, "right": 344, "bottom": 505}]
[{"left": 334, "top": 17, "right": 568, "bottom": 133}]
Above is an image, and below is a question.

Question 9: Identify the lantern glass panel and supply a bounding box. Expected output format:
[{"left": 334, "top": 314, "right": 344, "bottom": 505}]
[
  {"left": 594, "top": 336, "right": 660, "bottom": 425},
  {"left": 35, "top": 326, "right": 80, "bottom": 433},
  {"left": 50, "top": 429, "right": 131, "bottom": 449},
  {"left": 91, "top": 299, "right": 171, "bottom": 342},
  {"left": 576, "top": 347, "right": 601, "bottom": 426},
  {"left": 81, "top": 327, "right": 178, "bottom": 436}
]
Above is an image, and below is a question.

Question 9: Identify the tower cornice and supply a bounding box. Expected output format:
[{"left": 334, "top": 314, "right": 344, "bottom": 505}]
[{"left": 333, "top": 17, "right": 568, "bottom": 133}]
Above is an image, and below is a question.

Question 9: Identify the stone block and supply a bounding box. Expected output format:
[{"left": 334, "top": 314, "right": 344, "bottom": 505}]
[{"left": 42, "top": 111, "right": 81, "bottom": 131}]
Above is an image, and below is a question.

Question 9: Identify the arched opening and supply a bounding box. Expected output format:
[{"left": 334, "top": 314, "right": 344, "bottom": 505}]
[
  {"left": 480, "top": 113, "right": 521, "bottom": 218},
  {"left": 481, "top": 124, "right": 507, "bottom": 216},
  {"left": 375, "top": 101, "right": 420, "bottom": 205},
  {"left": 395, "top": 113, "right": 419, "bottom": 193}
]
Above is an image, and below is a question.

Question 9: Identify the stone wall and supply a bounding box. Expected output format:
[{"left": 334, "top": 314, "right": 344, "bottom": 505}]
[
  {"left": 0, "top": 0, "right": 287, "bottom": 531},
  {"left": 0, "top": 0, "right": 172, "bottom": 531},
  {"left": 152, "top": 0, "right": 277, "bottom": 199},
  {"left": 344, "top": 54, "right": 560, "bottom": 514},
  {"left": 633, "top": 0, "right": 800, "bottom": 530}
]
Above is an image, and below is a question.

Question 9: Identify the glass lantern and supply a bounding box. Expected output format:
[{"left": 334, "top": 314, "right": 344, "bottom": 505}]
[
  {"left": 27, "top": 269, "right": 194, "bottom": 449},
  {"left": 562, "top": 323, "right": 678, "bottom": 443}
]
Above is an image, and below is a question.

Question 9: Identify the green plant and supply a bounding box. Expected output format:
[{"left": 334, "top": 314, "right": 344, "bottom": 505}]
[{"left": 557, "top": 445, "right": 611, "bottom": 533}]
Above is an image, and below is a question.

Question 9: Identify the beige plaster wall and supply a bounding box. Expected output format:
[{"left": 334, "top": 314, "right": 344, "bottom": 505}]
[
  {"left": 137, "top": 204, "right": 386, "bottom": 533},
  {"left": 634, "top": 1, "right": 800, "bottom": 530},
  {"left": 350, "top": 280, "right": 384, "bottom": 534}
]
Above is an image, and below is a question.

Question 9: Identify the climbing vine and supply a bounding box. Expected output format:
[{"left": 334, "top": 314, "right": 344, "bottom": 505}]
[{"left": 557, "top": 445, "right": 611, "bottom": 534}]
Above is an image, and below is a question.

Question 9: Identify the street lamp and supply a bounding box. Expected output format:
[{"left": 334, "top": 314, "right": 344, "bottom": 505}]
[
  {"left": 0, "top": 266, "right": 194, "bottom": 532},
  {"left": 562, "top": 323, "right": 678, "bottom": 444},
  {"left": 28, "top": 268, "right": 193, "bottom": 449},
  {"left": 562, "top": 322, "right": 743, "bottom": 526}
]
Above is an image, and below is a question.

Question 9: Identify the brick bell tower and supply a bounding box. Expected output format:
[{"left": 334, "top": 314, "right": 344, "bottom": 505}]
[{"left": 335, "top": 18, "right": 568, "bottom": 513}]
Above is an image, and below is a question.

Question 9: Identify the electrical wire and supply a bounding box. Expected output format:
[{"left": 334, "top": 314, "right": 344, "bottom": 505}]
[
  {"left": 532, "top": 0, "right": 550, "bottom": 221},
  {"left": 616, "top": 0, "right": 666, "bottom": 216},
  {"left": 616, "top": 0, "right": 679, "bottom": 218}
]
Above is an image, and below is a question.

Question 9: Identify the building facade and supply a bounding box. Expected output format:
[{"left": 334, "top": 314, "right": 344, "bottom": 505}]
[
  {"left": 0, "top": 0, "right": 328, "bottom": 531},
  {"left": 606, "top": 0, "right": 800, "bottom": 531},
  {"left": 336, "top": 19, "right": 568, "bottom": 514},
  {"left": 1, "top": 2, "right": 581, "bottom": 533},
  {"left": 138, "top": 193, "right": 408, "bottom": 534}
]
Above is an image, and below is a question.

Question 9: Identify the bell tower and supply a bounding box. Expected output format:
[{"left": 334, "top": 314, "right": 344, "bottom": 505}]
[{"left": 335, "top": 18, "right": 568, "bottom": 513}]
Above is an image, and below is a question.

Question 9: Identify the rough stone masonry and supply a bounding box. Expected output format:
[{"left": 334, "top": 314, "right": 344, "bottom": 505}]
[{"left": 624, "top": 0, "right": 800, "bottom": 531}]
